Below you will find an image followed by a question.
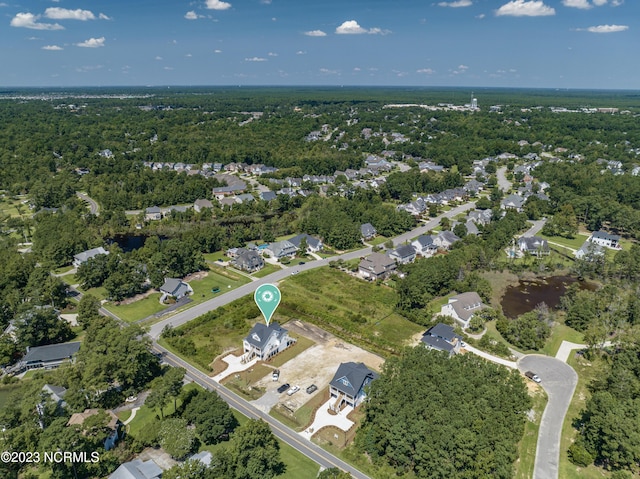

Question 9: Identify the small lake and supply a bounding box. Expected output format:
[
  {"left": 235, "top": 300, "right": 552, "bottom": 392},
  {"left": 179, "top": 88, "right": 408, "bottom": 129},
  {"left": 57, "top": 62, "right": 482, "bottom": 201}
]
[{"left": 500, "top": 275, "right": 598, "bottom": 319}]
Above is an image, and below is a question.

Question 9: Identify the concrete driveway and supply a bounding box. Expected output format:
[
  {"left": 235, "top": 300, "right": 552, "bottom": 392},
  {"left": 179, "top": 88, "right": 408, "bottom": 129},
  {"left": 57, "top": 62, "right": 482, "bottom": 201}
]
[{"left": 518, "top": 355, "right": 578, "bottom": 479}]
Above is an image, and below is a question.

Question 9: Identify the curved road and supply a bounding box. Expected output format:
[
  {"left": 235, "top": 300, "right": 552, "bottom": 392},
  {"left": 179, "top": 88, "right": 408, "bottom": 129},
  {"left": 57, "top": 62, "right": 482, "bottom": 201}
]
[
  {"left": 518, "top": 355, "right": 578, "bottom": 479},
  {"left": 76, "top": 192, "right": 100, "bottom": 215}
]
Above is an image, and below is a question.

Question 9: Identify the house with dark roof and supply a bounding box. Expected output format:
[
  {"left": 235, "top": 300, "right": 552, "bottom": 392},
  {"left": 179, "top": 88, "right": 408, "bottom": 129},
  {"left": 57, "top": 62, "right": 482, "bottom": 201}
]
[
  {"left": 411, "top": 235, "right": 437, "bottom": 257},
  {"left": 589, "top": 230, "right": 621, "bottom": 249},
  {"left": 518, "top": 236, "right": 550, "bottom": 257},
  {"left": 440, "top": 292, "right": 485, "bottom": 329},
  {"left": 18, "top": 342, "right": 81, "bottom": 372},
  {"left": 288, "top": 234, "right": 323, "bottom": 253},
  {"left": 42, "top": 384, "right": 68, "bottom": 408},
  {"left": 360, "top": 223, "right": 377, "bottom": 240},
  {"left": 329, "top": 362, "right": 378, "bottom": 410},
  {"left": 432, "top": 231, "right": 460, "bottom": 250},
  {"left": 144, "top": 206, "right": 162, "bottom": 221},
  {"left": 389, "top": 244, "right": 416, "bottom": 264},
  {"left": 232, "top": 249, "right": 264, "bottom": 273},
  {"left": 421, "top": 323, "right": 463, "bottom": 356},
  {"left": 159, "top": 278, "right": 193, "bottom": 301},
  {"left": 260, "top": 191, "right": 277, "bottom": 202},
  {"left": 242, "top": 322, "right": 295, "bottom": 361},
  {"left": 500, "top": 194, "right": 525, "bottom": 212},
  {"left": 73, "top": 246, "right": 109, "bottom": 268},
  {"left": 108, "top": 458, "right": 162, "bottom": 479},
  {"left": 358, "top": 252, "right": 397, "bottom": 280}
]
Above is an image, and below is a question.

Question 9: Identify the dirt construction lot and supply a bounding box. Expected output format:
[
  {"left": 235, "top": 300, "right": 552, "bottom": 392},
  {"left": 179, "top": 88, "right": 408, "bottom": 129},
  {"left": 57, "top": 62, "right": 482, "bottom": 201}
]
[{"left": 252, "top": 320, "right": 385, "bottom": 411}]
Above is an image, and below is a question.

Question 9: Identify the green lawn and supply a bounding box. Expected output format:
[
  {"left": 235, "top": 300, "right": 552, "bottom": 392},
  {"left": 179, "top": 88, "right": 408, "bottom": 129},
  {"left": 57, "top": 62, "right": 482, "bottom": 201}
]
[
  {"left": 204, "top": 251, "right": 229, "bottom": 262},
  {"left": 104, "top": 293, "right": 168, "bottom": 322},
  {"left": 252, "top": 263, "right": 282, "bottom": 278},
  {"left": 539, "top": 319, "right": 584, "bottom": 357},
  {"left": 514, "top": 387, "right": 547, "bottom": 479},
  {"left": 279, "top": 268, "right": 424, "bottom": 356},
  {"left": 367, "top": 235, "right": 389, "bottom": 246},
  {"left": 190, "top": 267, "right": 251, "bottom": 303},
  {"left": 538, "top": 233, "right": 590, "bottom": 251}
]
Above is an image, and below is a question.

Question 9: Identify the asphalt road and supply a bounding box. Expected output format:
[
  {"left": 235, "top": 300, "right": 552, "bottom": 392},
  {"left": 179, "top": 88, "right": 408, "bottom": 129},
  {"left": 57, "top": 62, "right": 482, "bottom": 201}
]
[
  {"left": 497, "top": 166, "right": 512, "bottom": 192},
  {"left": 154, "top": 343, "right": 371, "bottom": 479},
  {"left": 518, "top": 355, "right": 578, "bottom": 479},
  {"left": 522, "top": 219, "right": 547, "bottom": 238},
  {"left": 76, "top": 191, "right": 100, "bottom": 215},
  {"left": 148, "top": 200, "right": 476, "bottom": 339}
]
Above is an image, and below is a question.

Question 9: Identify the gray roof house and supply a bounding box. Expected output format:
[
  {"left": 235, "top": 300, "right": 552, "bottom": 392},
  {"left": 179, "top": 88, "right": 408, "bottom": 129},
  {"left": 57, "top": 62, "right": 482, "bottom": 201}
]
[
  {"left": 411, "top": 235, "right": 437, "bottom": 256},
  {"left": 467, "top": 209, "right": 493, "bottom": 226},
  {"left": 329, "top": 362, "right": 378, "bottom": 410},
  {"left": 42, "top": 384, "right": 68, "bottom": 408},
  {"left": 159, "top": 278, "right": 193, "bottom": 301},
  {"left": 360, "top": 223, "right": 377, "bottom": 240},
  {"left": 193, "top": 198, "right": 213, "bottom": 212},
  {"left": 232, "top": 250, "right": 264, "bottom": 272},
  {"left": 589, "top": 230, "right": 621, "bottom": 249},
  {"left": 260, "top": 191, "right": 277, "bottom": 202},
  {"left": 264, "top": 240, "right": 298, "bottom": 259},
  {"left": 358, "top": 252, "right": 397, "bottom": 280},
  {"left": 465, "top": 220, "right": 480, "bottom": 236},
  {"left": 421, "top": 323, "right": 463, "bottom": 356},
  {"left": 575, "top": 241, "right": 605, "bottom": 260},
  {"left": 389, "top": 244, "right": 417, "bottom": 265},
  {"left": 19, "top": 342, "right": 81, "bottom": 372},
  {"left": 243, "top": 322, "right": 295, "bottom": 361},
  {"left": 433, "top": 231, "right": 461, "bottom": 250},
  {"left": 440, "top": 292, "right": 485, "bottom": 329},
  {"left": 288, "top": 234, "right": 323, "bottom": 253},
  {"left": 501, "top": 194, "right": 526, "bottom": 212},
  {"left": 144, "top": 206, "right": 163, "bottom": 221},
  {"left": 73, "top": 246, "right": 109, "bottom": 268},
  {"left": 518, "top": 236, "right": 550, "bottom": 257},
  {"left": 108, "top": 458, "right": 162, "bottom": 479}
]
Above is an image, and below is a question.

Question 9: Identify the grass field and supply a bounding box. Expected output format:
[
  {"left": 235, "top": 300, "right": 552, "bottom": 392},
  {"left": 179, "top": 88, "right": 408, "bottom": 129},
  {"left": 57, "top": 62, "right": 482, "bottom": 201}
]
[
  {"left": 252, "top": 262, "right": 281, "bottom": 278},
  {"left": 104, "top": 293, "right": 167, "bottom": 322},
  {"left": 537, "top": 233, "right": 590, "bottom": 251},
  {"left": 514, "top": 386, "right": 547, "bottom": 479},
  {"left": 279, "top": 268, "right": 424, "bottom": 357}
]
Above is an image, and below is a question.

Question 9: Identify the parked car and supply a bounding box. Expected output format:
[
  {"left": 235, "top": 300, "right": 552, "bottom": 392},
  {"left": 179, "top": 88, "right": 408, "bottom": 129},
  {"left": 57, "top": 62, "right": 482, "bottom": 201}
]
[
  {"left": 524, "top": 371, "right": 541, "bottom": 383},
  {"left": 287, "top": 385, "right": 300, "bottom": 396},
  {"left": 277, "top": 383, "right": 290, "bottom": 394},
  {"left": 306, "top": 384, "right": 317, "bottom": 394},
  {"left": 272, "top": 369, "right": 280, "bottom": 381}
]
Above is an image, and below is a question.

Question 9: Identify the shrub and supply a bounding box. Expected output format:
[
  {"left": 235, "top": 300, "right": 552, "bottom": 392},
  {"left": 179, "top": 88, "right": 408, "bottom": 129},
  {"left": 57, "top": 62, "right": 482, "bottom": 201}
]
[{"left": 568, "top": 443, "right": 593, "bottom": 467}]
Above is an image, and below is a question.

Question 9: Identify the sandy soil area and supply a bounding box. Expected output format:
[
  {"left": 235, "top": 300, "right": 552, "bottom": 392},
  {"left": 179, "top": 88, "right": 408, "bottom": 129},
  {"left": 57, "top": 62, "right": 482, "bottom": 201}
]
[{"left": 254, "top": 320, "right": 385, "bottom": 411}]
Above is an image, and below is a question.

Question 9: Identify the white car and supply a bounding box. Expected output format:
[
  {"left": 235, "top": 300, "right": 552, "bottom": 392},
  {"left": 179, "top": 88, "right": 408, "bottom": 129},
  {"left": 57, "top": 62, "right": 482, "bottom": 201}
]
[{"left": 286, "top": 385, "right": 300, "bottom": 396}]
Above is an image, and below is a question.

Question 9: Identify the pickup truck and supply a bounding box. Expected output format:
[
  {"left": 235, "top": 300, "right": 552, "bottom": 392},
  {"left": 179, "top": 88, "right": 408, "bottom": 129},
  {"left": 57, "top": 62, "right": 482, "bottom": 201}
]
[{"left": 286, "top": 385, "right": 300, "bottom": 396}]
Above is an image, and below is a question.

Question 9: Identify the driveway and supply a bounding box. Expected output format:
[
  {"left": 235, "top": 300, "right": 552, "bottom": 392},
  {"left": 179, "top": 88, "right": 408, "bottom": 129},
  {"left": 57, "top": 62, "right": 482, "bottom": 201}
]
[{"left": 518, "top": 355, "right": 577, "bottom": 479}]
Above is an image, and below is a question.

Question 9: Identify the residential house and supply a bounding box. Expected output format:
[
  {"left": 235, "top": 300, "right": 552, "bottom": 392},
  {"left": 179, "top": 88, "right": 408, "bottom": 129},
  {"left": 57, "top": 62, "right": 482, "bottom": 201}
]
[
  {"left": 144, "top": 206, "right": 163, "bottom": 221},
  {"left": 589, "top": 230, "right": 621, "bottom": 249},
  {"left": 212, "top": 174, "right": 247, "bottom": 199},
  {"left": 360, "top": 223, "right": 377, "bottom": 240},
  {"left": 260, "top": 191, "right": 277, "bottom": 202},
  {"left": 574, "top": 241, "right": 605, "bottom": 260},
  {"left": 518, "top": 236, "right": 550, "bottom": 257},
  {"left": 440, "top": 292, "right": 485, "bottom": 329},
  {"left": 232, "top": 249, "right": 264, "bottom": 273},
  {"left": 501, "top": 194, "right": 526, "bottom": 212},
  {"left": 329, "top": 362, "right": 378, "bottom": 410},
  {"left": 389, "top": 244, "right": 416, "bottom": 265},
  {"left": 358, "top": 253, "right": 397, "bottom": 280},
  {"left": 464, "top": 220, "right": 480, "bottom": 236},
  {"left": 411, "top": 235, "right": 437, "bottom": 257},
  {"left": 264, "top": 240, "right": 298, "bottom": 259},
  {"left": 421, "top": 323, "right": 463, "bottom": 356},
  {"left": 219, "top": 197, "right": 237, "bottom": 208},
  {"left": 288, "top": 234, "right": 323, "bottom": 253},
  {"left": 432, "top": 231, "right": 460, "bottom": 250},
  {"left": 42, "top": 384, "right": 68, "bottom": 409},
  {"left": 159, "top": 278, "right": 193, "bottom": 301},
  {"left": 73, "top": 246, "right": 109, "bottom": 268},
  {"left": 67, "top": 409, "right": 122, "bottom": 450},
  {"left": 193, "top": 198, "right": 213, "bottom": 212},
  {"left": 242, "top": 322, "right": 295, "bottom": 361},
  {"left": 18, "top": 342, "right": 81, "bottom": 372},
  {"left": 463, "top": 180, "right": 484, "bottom": 195},
  {"left": 235, "top": 193, "right": 255, "bottom": 204},
  {"left": 108, "top": 459, "right": 162, "bottom": 479}
]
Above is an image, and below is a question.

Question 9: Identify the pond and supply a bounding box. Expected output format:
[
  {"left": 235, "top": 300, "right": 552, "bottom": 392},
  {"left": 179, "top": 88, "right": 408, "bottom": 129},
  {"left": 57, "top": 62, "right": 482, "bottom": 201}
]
[
  {"left": 108, "top": 234, "right": 168, "bottom": 252},
  {"left": 500, "top": 275, "right": 598, "bottom": 319}
]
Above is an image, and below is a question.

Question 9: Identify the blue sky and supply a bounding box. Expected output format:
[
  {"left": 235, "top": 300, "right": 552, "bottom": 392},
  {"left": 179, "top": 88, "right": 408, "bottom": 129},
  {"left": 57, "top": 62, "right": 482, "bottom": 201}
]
[{"left": 1, "top": 0, "right": 637, "bottom": 89}]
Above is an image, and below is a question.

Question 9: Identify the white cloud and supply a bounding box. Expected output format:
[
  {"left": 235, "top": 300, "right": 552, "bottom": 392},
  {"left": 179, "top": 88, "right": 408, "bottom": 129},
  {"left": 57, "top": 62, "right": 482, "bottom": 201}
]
[
  {"left": 268, "top": 52, "right": 278, "bottom": 56},
  {"left": 164, "top": 66, "right": 174, "bottom": 71},
  {"left": 562, "top": 0, "right": 592, "bottom": 8},
  {"left": 476, "top": 13, "right": 486, "bottom": 18},
  {"left": 260, "top": 0, "right": 272, "bottom": 3},
  {"left": 42, "top": 45, "right": 63, "bottom": 50},
  {"left": 319, "top": 68, "right": 339, "bottom": 74},
  {"left": 495, "top": 0, "right": 555, "bottom": 16},
  {"left": 438, "top": 0, "right": 473, "bottom": 7},
  {"left": 245, "top": 57, "right": 267, "bottom": 62},
  {"left": 304, "top": 30, "right": 327, "bottom": 37},
  {"left": 584, "top": 24, "right": 628, "bottom": 32},
  {"left": 214, "top": 49, "right": 223, "bottom": 53},
  {"left": 10, "top": 12, "right": 64, "bottom": 30},
  {"left": 76, "top": 37, "right": 106, "bottom": 48},
  {"left": 155, "top": 56, "right": 163, "bottom": 60},
  {"left": 44, "top": 7, "right": 95, "bottom": 20},
  {"left": 185, "top": 11, "right": 199, "bottom": 20},
  {"left": 296, "top": 50, "right": 306, "bottom": 55},
  {"left": 206, "top": 0, "right": 231, "bottom": 10},
  {"left": 335, "top": 20, "right": 390, "bottom": 35},
  {"left": 99, "top": 13, "right": 111, "bottom": 20},
  {"left": 417, "top": 68, "right": 435, "bottom": 74}
]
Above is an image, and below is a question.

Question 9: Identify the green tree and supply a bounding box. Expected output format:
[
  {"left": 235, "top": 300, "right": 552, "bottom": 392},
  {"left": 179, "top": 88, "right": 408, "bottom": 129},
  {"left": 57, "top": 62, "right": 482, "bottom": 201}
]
[
  {"left": 76, "top": 293, "right": 102, "bottom": 329},
  {"left": 164, "top": 460, "right": 211, "bottom": 479},
  {"left": 318, "top": 468, "right": 353, "bottom": 479},
  {"left": 158, "top": 418, "right": 197, "bottom": 460},
  {"left": 15, "top": 307, "right": 74, "bottom": 349},
  {"left": 182, "top": 388, "right": 238, "bottom": 445}
]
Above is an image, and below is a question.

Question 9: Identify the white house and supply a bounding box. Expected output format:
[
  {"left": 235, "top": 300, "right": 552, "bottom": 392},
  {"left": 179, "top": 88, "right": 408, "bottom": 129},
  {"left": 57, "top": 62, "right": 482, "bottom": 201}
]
[
  {"left": 388, "top": 244, "right": 416, "bottom": 264},
  {"left": 440, "top": 292, "right": 485, "bottom": 329},
  {"left": 242, "top": 322, "right": 295, "bottom": 361},
  {"left": 588, "top": 231, "right": 621, "bottom": 249},
  {"left": 433, "top": 231, "right": 460, "bottom": 250},
  {"left": 411, "top": 235, "right": 437, "bottom": 257},
  {"left": 264, "top": 240, "right": 298, "bottom": 259}
]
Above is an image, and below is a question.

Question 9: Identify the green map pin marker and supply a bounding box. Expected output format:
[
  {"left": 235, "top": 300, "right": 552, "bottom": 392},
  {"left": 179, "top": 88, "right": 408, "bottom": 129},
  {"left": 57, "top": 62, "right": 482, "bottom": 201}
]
[{"left": 254, "top": 283, "right": 281, "bottom": 327}]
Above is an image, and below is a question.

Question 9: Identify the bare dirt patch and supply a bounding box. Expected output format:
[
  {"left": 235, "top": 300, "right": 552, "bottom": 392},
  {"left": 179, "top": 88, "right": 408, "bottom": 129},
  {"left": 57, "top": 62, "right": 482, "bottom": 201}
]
[
  {"left": 184, "top": 271, "right": 208, "bottom": 282},
  {"left": 254, "top": 320, "right": 384, "bottom": 412},
  {"left": 116, "top": 289, "right": 157, "bottom": 306}
]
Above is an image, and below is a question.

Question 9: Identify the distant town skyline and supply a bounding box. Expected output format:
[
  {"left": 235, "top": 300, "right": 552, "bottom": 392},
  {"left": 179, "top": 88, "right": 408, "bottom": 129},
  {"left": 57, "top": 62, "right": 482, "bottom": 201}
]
[{"left": 1, "top": 0, "right": 637, "bottom": 89}]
